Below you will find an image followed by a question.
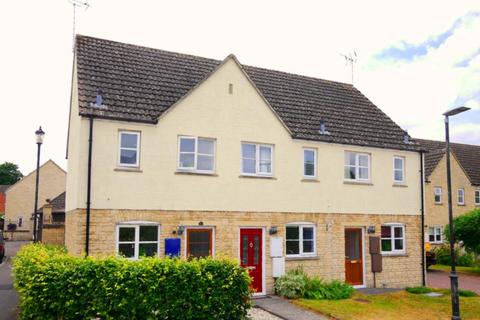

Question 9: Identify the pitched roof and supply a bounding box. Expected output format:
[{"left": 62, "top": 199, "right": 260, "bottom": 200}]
[
  {"left": 75, "top": 35, "right": 420, "bottom": 151},
  {"left": 38, "top": 192, "right": 66, "bottom": 213},
  {"left": 0, "top": 185, "right": 10, "bottom": 193},
  {"left": 416, "top": 139, "right": 480, "bottom": 186}
]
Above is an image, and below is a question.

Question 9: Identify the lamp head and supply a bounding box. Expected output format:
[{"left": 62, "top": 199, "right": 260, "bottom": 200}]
[
  {"left": 35, "top": 126, "right": 45, "bottom": 144},
  {"left": 443, "top": 106, "right": 470, "bottom": 117}
]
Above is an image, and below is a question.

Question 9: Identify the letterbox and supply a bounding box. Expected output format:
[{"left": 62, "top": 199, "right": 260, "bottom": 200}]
[{"left": 165, "top": 238, "right": 181, "bottom": 257}]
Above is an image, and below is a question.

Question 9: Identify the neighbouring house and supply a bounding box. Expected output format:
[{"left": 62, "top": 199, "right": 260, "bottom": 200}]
[
  {"left": 0, "top": 184, "right": 10, "bottom": 230},
  {"left": 37, "top": 192, "right": 66, "bottom": 245},
  {"left": 65, "top": 35, "right": 425, "bottom": 294},
  {"left": 4, "top": 160, "right": 66, "bottom": 240},
  {"left": 417, "top": 139, "right": 480, "bottom": 247}
]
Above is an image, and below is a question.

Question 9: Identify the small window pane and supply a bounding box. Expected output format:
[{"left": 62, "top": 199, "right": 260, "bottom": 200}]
[
  {"left": 381, "top": 226, "right": 391, "bottom": 238},
  {"left": 140, "top": 226, "right": 158, "bottom": 242},
  {"left": 198, "top": 139, "right": 214, "bottom": 155},
  {"left": 303, "top": 240, "right": 314, "bottom": 253},
  {"left": 242, "top": 159, "right": 256, "bottom": 174},
  {"left": 304, "top": 150, "right": 315, "bottom": 176},
  {"left": 259, "top": 146, "right": 271, "bottom": 161},
  {"left": 286, "top": 226, "right": 299, "bottom": 240},
  {"left": 253, "top": 235, "right": 260, "bottom": 264},
  {"left": 359, "top": 167, "right": 369, "bottom": 179},
  {"left": 394, "top": 158, "right": 403, "bottom": 170},
  {"left": 120, "top": 149, "right": 137, "bottom": 165},
  {"left": 394, "top": 227, "right": 403, "bottom": 238},
  {"left": 119, "top": 243, "right": 135, "bottom": 258},
  {"left": 394, "top": 239, "right": 403, "bottom": 250},
  {"left": 359, "top": 155, "right": 369, "bottom": 167},
  {"left": 121, "top": 133, "right": 138, "bottom": 148},
  {"left": 139, "top": 243, "right": 158, "bottom": 257},
  {"left": 119, "top": 227, "right": 135, "bottom": 242},
  {"left": 242, "top": 235, "right": 248, "bottom": 264},
  {"left": 303, "top": 227, "right": 314, "bottom": 240},
  {"left": 259, "top": 161, "right": 271, "bottom": 173},
  {"left": 346, "top": 153, "right": 356, "bottom": 166},
  {"left": 188, "top": 230, "right": 211, "bottom": 259},
  {"left": 345, "top": 166, "right": 356, "bottom": 179},
  {"left": 305, "top": 163, "right": 315, "bottom": 176},
  {"left": 180, "top": 153, "right": 195, "bottom": 168},
  {"left": 197, "top": 155, "right": 214, "bottom": 171},
  {"left": 436, "top": 234, "right": 441, "bottom": 242},
  {"left": 394, "top": 170, "right": 403, "bottom": 181},
  {"left": 286, "top": 240, "right": 299, "bottom": 255},
  {"left": 180, "top": 138, "right": 195, "bottom": 152},
  {"left": 304, "top": 150, "right": 315, "bottom": 163},
  {"left": 381, "top": 239, "right": 392, "bottom": 252},
  {"left": 429, "top": 234, "right": 435, "bottom": 242},
  {"left": 242, "top": 144, "right": 256, "bottom": 159}
]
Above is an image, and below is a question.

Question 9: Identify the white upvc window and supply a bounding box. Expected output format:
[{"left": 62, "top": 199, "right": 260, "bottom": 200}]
[
  {"left": 241, "top": 143, "right": 274, "bottom": 176},
  {"left": 434, "top": 187, "right": 442, "bottom": 204},
  {"left": 344, "top": 152, "right": 370, "bottom": 181},
  {"left": 303, "top": 148, "right": 317, "bottom": 179},
  {"left": 118, "top": 131, "right": 140, "bottom": 167},
  {"left": 178, "top": 136, "right": 215, "bottom": 173},
  {"left": 285, "top": 223, "right": 316, "bottom": 256},
  {"left": 117, "top": 223, "right": 160, "bottom": 259},
  {"left": 393, "top": 156, "right": 405, "bottom": 183},
  {"left": 475, "top": 190, "right": 480, "bottom": 205},
  {"left": 381, "top": 224, "right": 405, "bottom": 254},
  {"left": 457, "top": 188, "right": 465, "bottom": 205},
  {"left": 428, "top": 226, "right": 442, "bottom": 244}
]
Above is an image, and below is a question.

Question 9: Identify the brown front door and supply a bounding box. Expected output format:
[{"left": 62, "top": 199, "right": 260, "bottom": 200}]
[
  {"left": 240, "top": 228, "right": 263, "bottom": 293},
  {"left": 345, "top": 228, "right": 363, "bottom": 286}
]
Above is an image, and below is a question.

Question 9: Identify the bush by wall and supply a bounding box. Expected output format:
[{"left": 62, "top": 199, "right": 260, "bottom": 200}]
[
  {"left": 13, "top": 244, "right": 251, "bottom": 319},
  {"left": 275, "top": 268, "right": 354, "bottom": 300},
  {"left": 433, "top": 245, "right": 477, "bottom": 267}
]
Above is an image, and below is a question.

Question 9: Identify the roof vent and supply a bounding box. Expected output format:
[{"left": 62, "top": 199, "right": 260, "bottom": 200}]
[
  {"left": 90, "top": 89, "right": 106, "bottom": 108},
  {"left": 319, "top": 119, "right": 330, "bottom": 135},
  {"left": 403, "top": 130, "right": 410, "bottom": 144}
]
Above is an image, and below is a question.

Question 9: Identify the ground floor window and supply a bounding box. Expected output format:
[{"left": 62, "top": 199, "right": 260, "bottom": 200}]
[
  {"left": 428, "top": 227, "right": 442, "bottom": 243},
  {"left": 187, "top": 228, "right": 213, "bottom": 259},
  {"left": 381, "top": 224, "right": 405, "bottom": 254},
  {"left": 117, "top": 224, "right": 159, "bottom": 259},
  {"left": 286, "top": 224, "right": 316, "bottom": 256}
]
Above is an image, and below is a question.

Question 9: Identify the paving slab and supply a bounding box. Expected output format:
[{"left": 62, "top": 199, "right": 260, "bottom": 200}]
[{"left": 253, "top": 296, "right": 328, "bottom": 320}]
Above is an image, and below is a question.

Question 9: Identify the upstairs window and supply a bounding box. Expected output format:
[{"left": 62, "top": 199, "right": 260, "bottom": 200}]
[
  {"left": 303, "top": 148, "right": 316, "bottom": 178},
  {"left": 118, "top": 131, "right": 140, "bottom": 167},
  {"left": 393, "top": 156, "right": 405, "bottom": 183},
  {"left": 344, "top": 152, "right": 370, "bottom": 181},
  {"left": 434, "top": 187, "right": 442, "bottom": 204},
  {"left": 381, "top": 224, "right": 405, "bottom": 254},
  {"left": 241, "top": 143, "right": 273, "bottom": 176},
  {"left": 457, "top": 188, "right": 465, "bottom": 205},
  {"left": 475, "top": 190, "right": 480, "bottom": 205},
  {"left": 117, "top": 224, "right": 159, "bottom": 259},
  {"left": 178, "top": 136, "right": 215, "bottom": 173},
  {"left": 286, "top": 224, "right": 316, "bottom": 256},
  {"left": 428, "top": 227, "right": 442, "bottom": 244}
]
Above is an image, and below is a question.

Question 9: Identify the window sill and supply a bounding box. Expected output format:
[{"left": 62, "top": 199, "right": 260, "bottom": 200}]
[
  {"left": 114, "top": 167, "right": 142, "bottom": 173},
  {"left": 392, "top": 183, "right": 408, "bottom": 188},
  {"left": 175, "top": 170, "right": 218, "bottom": 177},
  {"left": 301, "top": 178, "right": 320, "bottom": 183},
  {"left": 343, "top": 180, "right": 373, "bottom": 186},
  {"left": 239, "top": 175, "right": 276, "bottom": 180},
  {"left": 285, "top": 255, "right": 319, "bottom": 261},
  {"left": 381, "top": 253, "right": 408, "bottom": 257},
  {"left": 434, "top": 203, "right": 443, "bottom": 206},
  {"left": 457, "top": 203, "right": 466, "bottom": 206}
]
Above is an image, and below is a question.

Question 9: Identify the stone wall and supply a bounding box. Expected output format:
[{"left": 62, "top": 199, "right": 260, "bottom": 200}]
[{"left": 65, "top": 209, "right": 423, "bottom": 293}]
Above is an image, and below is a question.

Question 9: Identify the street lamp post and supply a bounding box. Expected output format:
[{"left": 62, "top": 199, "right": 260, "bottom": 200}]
[
  {"left": 32, "top": 126, "right": 45, "bottom": 243},
  {"left": 443, "top": 106, "right": 470, "bottom": 320}
]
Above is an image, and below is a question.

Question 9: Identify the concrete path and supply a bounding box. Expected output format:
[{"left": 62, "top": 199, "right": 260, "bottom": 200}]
[
  {"left": 253, "top": 296, "right": 328, "bottom": 320},
  {"left": 0, "top": 241, "right": 29, "bottom": 320},
  {"left": 427, "top": 269, "right": 480, "bottom": 294}
]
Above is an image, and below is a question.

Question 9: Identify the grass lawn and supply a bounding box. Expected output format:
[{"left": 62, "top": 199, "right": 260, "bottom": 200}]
[
  {"left": 431, "top": 264, "right": 480, "bottom": 277},
  {"left": 293, "top": 290, "right": 480, "bottom": 320}
]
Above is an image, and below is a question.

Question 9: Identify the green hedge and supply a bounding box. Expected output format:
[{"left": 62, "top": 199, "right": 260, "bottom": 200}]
[{"left": 13, "top": 244, "right": 251, "bottom": 319}]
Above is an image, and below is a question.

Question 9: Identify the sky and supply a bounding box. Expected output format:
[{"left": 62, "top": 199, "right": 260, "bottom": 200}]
[{"left": 1, "top": 0, "right": 479, "bottom": 174}]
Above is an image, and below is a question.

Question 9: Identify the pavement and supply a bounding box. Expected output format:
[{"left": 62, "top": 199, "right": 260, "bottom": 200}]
[
  {"left": 0, "top": 241, "right": 29, "bottom": 320},
  {"left": 253, "top": 296, "right": 328, "bottom": 320},
  {"left": 427, "top": 268, "right": 480, "bottom": 294}
]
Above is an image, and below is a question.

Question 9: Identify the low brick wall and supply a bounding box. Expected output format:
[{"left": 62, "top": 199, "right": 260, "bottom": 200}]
[
  {"left": 66, "top": 209, "right": 423, "bottom": 293},
  {"left": 42, "top": 224, "right": 65, "bottom": 245}
]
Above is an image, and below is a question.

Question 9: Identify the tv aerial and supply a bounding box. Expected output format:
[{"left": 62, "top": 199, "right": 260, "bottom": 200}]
[
  {"left": 340, "top": 51, "right": 358, "bottom": 85},
  {"left": 69, "top": 0, "right": 90, "bottom": 51}
]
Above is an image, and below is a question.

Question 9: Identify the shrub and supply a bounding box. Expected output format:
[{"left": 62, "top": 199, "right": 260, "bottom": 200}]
[
  {"left": 445, "top": 209, "right": 480, "bottom": 255},
  {"left": 406, "top": 286, "right": 432, "bottom": 294},
  {"left": 433, "top": 245, "right": 476, "bottom": 267},
  {"left": 13, "top": 244, "right": 251, "bottom": 319},
  {"left": 458, "top": 289, "right": 478, "bottom": 297},
  {"left": 275, "top": 268, "right": 354, "bottom": 300}
]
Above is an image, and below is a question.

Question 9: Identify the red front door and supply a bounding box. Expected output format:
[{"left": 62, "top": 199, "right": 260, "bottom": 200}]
[
  {"left": 345, "top": 228, "right": 364, "bottom": 286},
  {"left": 240, "top": 228, "right": 263, "bottom": 293}
]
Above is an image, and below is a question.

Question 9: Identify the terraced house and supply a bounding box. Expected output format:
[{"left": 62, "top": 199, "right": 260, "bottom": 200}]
[
  {"left": 418, "top": 139, "right": 480, "bottom": 247},
  {"left": 66, "top": 35, "right": 425, "bottom": 294}
]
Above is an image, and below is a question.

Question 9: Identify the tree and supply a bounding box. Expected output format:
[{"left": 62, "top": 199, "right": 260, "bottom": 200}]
[
  {"left": 445, "top": 208, "right": 480, "bottom": 255},
  {"left": 0, "top": 162, "right": 23, "bottom": 185}
]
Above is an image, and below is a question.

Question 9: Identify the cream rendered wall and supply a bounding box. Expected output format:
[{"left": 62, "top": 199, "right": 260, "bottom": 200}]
[
  {"left": 66, "top": 57, "right": 421, "bottom": 215},
  {"left": 5, "top": 160, "right": 66, "bottom": 236}
]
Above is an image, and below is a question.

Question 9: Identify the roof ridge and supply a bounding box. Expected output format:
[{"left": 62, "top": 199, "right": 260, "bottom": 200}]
[{"left": 415, "top": 138, "right": 480, "bottom": 148}]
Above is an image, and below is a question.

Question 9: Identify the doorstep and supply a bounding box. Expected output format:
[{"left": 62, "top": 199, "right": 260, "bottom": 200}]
[{"left": 253, "top": 295, "right": 328, "bottom": 320}]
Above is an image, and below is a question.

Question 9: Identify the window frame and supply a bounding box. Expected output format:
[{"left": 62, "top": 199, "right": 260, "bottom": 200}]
[
  {"left": 177, "top": 136, "right": 216, "bottom": 173},
  {"left": 380, "top": 223, "right": 406, "bottom": 255},
  {"left": 303, "top": 148, "right": 317, "bottom": 179},
  {"left": 393, "top": 156, "right": 405, "bottom": 184},
  {"left": 118, "top": 131, "right": 141, "bottom": 168},
  {"left": 185, "top": 227, "right": 215, "bottom": 258},
  {"left": 457, "top": 188, "right": 465, "bottom": 205},
  {"left": 344, "top": 152, "right": 371, "bottom": 182},
  {"left": 241, "top": 142, "right": 274, "bottom": 176},
  {"left": 434, "top": 187, "right": 443, "bottom": 204},
  {"left": 428, "top": 226, "right": 443, "bottom": 244},
  {"left": 285, "top": 223, "right": 316, "bottom": 257},
  {"left": 475, "top": 190, "right": 480, "bottom": 206},
  {"left": 116, "top": 222, "right": 160, "bottom": 260}
]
